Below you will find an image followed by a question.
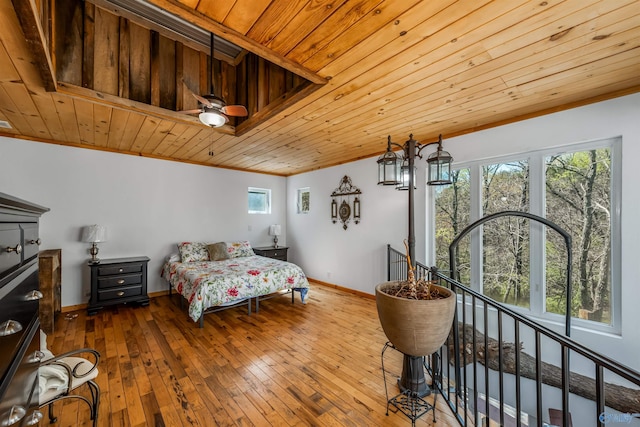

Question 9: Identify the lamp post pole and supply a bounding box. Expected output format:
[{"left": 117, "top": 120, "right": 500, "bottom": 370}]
[
  {"left": 406, "top": 136, "right": 417, "bottom": 268},
  {"left": 376, "top": 133, "right": 453, "bottom": 398}
]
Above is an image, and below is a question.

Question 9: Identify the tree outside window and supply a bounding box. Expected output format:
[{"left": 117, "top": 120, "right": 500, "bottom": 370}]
[
  {"left": 545, "top": 148, "right": 611, "bottom": 323},
  {"left": 434, "top": 141, "right": 617, "bottom": 327},
  {"left": 435, "top": 169, "right": 471, "bottom": 283},
  {"left": 482, "top": 161, "right": 530, "bottom": 309}
]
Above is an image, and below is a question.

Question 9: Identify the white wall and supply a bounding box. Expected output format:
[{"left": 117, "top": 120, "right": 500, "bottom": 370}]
[
  {"left": 0, "top": 138, "right": 287, "bottom": 307},
  {"left": 0, "top": 93, "right": 638, "bottom": 371},
  {"left": 287, "top": 93, "right": 640, "bottom": 371},
  {"left": 286, "top": 157, "right": 426, "bottom": 293}
]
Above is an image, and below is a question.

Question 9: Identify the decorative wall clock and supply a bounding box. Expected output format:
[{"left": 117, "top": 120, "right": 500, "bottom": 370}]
[{"left": 330, "top": 175, "right": 361, "bottom": 230}]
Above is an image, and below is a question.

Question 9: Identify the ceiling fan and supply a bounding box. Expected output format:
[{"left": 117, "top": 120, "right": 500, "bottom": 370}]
[{"left": 179, "top": 33, "right": 248, "bottom": 127}]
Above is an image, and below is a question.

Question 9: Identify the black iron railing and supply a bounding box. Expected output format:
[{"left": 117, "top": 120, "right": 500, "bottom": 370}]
[{"left": 386, "top": 244, "right": 640, "bottom": 427}]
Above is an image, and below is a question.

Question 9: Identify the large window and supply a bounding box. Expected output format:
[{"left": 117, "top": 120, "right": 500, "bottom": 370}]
[
  {"left": 434, "top": 138, "right": 620, "bottom": 330},
  {"left": 482, "top": 161, "right": 530, "bottom": 308},
  {"left": 435, "top": 169, "right": 471, "bottom": 284}
]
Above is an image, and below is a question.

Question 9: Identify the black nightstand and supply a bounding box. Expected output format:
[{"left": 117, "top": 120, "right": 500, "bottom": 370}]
[
  {"left": 253, "top": 246, "right": 288, "bottom": 261},
  {"left": 87, "top": 256, "right": 150, "bottom": 315}
]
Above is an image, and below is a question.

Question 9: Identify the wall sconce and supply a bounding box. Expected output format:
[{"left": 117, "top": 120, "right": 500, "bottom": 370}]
[
  {"left": 353, "top": 197, "right": 361, "bottom": 223},
  {"left": 269, "top": 224, "right": 281, "bottom": 248},
  {"left": 331, "top": 199, "right": 338, "bottom": 223},
  {"left": 81, "top": 225, "right": 108, "bottom": 264},
  {"left": 330, "top": 175, "right": 362, "bottom": 230}
]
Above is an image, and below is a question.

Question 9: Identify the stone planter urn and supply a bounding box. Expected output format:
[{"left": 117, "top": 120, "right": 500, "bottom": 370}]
[{"left": 375, "top": 281, "right": 456, "bottom": 396}]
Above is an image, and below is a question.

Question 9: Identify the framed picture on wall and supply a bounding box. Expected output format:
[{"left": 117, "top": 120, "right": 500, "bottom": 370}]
[{"left": 297, "top": 187, "right": 310, "bottom": 214}]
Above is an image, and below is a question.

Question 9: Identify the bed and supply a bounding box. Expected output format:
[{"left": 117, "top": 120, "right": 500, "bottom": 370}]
[{"left": 161, "top": 241, "right": 310, "bottom": 327}]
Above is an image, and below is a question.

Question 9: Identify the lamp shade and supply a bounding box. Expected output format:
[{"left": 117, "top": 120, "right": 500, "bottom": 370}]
[
  {"left": 81, "top": 225, "right": 108, "bottom": 243},
  {"left": 269, "top": 224, "right": 281, "bottom": 236},
  {"left": 199, "top": 110, "right": 228, "bottom": 127}
]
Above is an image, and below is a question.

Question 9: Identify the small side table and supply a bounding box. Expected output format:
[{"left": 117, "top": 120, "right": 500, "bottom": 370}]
[
  {"left": 253, "top": 246, "right": 288, "bottom": 261},
  {"left": 39, "top": 249, "right": 62, "bottom": 334},
  {"left": 87, "top": 256, "right": 150, "bottom": 315}
]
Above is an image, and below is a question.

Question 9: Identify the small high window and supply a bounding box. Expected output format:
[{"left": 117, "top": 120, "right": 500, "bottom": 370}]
[{"left": 248, "top": 187, "right": 271, "bottom": 214}]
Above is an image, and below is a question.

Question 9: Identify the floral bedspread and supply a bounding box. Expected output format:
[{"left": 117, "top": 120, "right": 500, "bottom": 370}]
[{"left": 161, "top": 255, "right": 309, "bottom": 322}]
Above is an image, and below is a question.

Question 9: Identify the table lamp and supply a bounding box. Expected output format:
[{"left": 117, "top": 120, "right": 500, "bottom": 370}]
[
  {"left": 81, "top": 225, "right": 107, "bottom": 263},
  {"left": 269, "top": 224, "right": 281, "bottom": 248}
]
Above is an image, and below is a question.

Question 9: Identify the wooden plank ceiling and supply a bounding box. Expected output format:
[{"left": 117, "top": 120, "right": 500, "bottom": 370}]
[{"left": 1, "top": 0, "right": 639, "bottom": 176}]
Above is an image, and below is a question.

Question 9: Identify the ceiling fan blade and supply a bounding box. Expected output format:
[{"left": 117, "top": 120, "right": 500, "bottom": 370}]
[
  {"left": 221, "top": 105, "right": 248, "bottom": 117},
  {"left": 177, "top": 109, "right": 202, "bottom": 114},
  {"left": 191, "top": 92, "right": 213, "bottom": 108}
]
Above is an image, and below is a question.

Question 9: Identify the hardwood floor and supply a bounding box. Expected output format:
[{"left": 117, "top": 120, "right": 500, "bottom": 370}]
[{"left": 45, "top": 284, "right": 461, "bottom": 426}]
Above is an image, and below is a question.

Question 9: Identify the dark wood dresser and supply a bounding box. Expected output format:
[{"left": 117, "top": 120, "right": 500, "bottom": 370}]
[
  {"left": 253, "top": 246, "right": 288, "bottom": 261},
  {"left": 87, "top": 256, "right": 150, "bottom": 315},
  {"left": 0, "top": 193, "right": 48, "bottom": 426}
]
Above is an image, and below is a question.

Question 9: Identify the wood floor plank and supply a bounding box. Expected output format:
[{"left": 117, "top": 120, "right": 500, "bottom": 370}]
[{"left": 48, "top": 284, "right": 458, "bottom": 426}]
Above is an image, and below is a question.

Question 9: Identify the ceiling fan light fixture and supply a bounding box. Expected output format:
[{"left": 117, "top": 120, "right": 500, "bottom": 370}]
[{"left": 199, "top": 109, "right": 227, "bottom": 127}]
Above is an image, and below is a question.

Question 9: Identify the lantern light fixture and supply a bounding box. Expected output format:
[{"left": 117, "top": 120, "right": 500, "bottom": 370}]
[
  {"left": 331, "top": 199, "right": 338, "bottom": 222},
  {"left": 376, "top": 136, "right": 402, "bottom": 185},
  {"left": 427, "top": 142, "right": 453, "bottom": 186},
  {"left": 376, "top": 134, "right": 452, "bottom": 188},
  {"left": 375, "top": 133, "right": 453, "bottom": 266},
  {"left": 396, "top": 158, "right": 416, "bottom": 191}
]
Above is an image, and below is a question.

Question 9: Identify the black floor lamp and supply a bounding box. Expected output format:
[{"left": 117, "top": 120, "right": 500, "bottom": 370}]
[{"left": 376, "top": 134, "right": 453, "bottom": 397}]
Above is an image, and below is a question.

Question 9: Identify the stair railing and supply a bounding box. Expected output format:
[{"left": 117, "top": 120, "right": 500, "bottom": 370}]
[{"left": 386, "top": 244, "right": 640, "bottom": 427}]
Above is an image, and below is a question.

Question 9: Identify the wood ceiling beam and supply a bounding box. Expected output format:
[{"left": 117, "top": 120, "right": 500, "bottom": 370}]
[
  {"left": 235, "top": 81, "right": 324, "bottom": 137},
  {"left": 87, "top": 0, "right": 238, "bottom": 65},
  {"left": 56, "top": 81, "right": 236, "bottom": 135},
  {"left": 145, "top": 0, "right": 328, "bottom": 86},
  {"left": 10, "top": 0, "right": 56, "bottom": 91}
]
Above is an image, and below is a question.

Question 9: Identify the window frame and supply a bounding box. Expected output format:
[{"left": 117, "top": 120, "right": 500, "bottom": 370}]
[
  {"left": 431, "top": 137, "right": 621, "bottom": 334},
  {"left": 297, "top": 187, "right": 310, "bottom": 214},
  {"left": 248, "top": 187, "right": 272, "bottom": 215}
]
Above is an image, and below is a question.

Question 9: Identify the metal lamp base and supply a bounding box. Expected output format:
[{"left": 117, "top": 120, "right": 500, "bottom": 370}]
[
  {"left": 89, "top": 243, "right": 101, "bottom": 264},
  {"left": 397, "top": 355, "right": 431, "bottom": 398},
  {"left": 380, "top": 343, "right": 437, "bottom": 425}
]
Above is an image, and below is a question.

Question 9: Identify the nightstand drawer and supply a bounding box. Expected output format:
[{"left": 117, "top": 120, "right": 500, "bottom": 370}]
[
  {"left": 269, "top": 251, "right": 287, "bottom": 260},
  {"left": 98, "top": 273, "right": 142, "bottom": 289},
  {"left": 98, "top": 284, "right": 142, "bottom": 301},
  {"left": 253, "top": 247, "right": 288, "bottom": 261},
  {"left": 98, "top": 263, "right": 143, "bottom": 276}
]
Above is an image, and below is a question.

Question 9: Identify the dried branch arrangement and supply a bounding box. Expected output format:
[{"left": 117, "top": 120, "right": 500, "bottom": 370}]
[{"left": 385, "top": 241, "right": 447, "bottom": 300}]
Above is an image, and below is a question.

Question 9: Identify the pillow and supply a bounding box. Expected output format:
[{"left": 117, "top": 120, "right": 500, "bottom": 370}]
[
  {"left": 207, "top": 242, "right": 230, "bottom": 261},
  {"left": 225, "top": 241, "right": 255, "bottom": 258},
  {"left": 177, "top": 242, "right": 210, "bottom": 263},
  {"left": 165, "top": 253, "right": 181, "bottom": 263}
]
